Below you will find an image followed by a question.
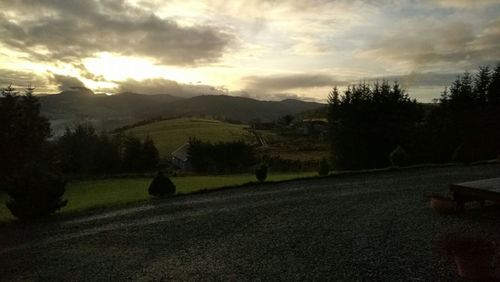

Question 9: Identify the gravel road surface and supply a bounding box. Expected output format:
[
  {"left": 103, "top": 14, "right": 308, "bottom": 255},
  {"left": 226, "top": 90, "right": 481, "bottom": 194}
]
[{"left": 1, "top": 164, "right": 500, "bottom": 281}]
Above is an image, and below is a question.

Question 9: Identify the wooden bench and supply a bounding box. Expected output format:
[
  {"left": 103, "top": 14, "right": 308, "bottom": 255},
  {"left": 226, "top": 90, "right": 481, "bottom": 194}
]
[{"left": 450, "top": 177, "right": 500, "bottom": 212}]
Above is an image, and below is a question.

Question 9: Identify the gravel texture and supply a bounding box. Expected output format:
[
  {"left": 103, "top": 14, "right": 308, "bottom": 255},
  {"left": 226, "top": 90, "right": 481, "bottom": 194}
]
[{"left": 1, "top": 164, "right": 500, "bottom": 281}]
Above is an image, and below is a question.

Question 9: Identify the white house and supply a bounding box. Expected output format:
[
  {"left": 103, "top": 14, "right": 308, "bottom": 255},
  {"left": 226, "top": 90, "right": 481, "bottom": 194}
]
[{"left": 171, "top": 143, "right": 191, "bottom": 170}]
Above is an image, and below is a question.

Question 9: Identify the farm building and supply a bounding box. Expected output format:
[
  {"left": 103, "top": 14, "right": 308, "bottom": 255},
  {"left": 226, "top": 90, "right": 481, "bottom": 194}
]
[{"left": 171, "top": 143, "right": 191, "bottom": 170}]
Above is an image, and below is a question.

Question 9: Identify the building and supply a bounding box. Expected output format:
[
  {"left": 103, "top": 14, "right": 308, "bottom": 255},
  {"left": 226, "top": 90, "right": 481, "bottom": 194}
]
[{"left": 171, "top": 143, "right": 191, "bottom": 170}]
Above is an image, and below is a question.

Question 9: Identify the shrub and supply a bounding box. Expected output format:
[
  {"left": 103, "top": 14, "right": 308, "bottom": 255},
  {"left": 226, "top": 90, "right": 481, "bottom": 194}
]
[
  {"left": 148, "top": 171, "right": 176, "bottom": 197},
  {"left": 6, "top": 165, "right": 67, "bottom": 220},
  {"left": 318, "top": 157, "right": 330, "bottom": 176},
  {"left": 389, "top": 146, "right": 410, "bottom": 167},
  {"left": 451, "top": 143, "right": 479, "bottom": 163},
  {"left": 255, "top": 163, "right": 268, "bottom": 182}
]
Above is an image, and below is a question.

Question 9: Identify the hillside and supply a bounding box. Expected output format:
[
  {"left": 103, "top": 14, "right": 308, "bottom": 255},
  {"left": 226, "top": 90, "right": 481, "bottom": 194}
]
[
  {"left": 39, "top": 88, "right": 183, "bottom": 135},
  {"left": 158, "top": 95, "right": 324, "bottom": 122},
  {"left": 40, "top": 88, "right": 182, "bottom": 120},
  {"left": 124, "top": 118, "right": 253, "bottom": 158},
  {"left": 39, "top": 89, "right": 325, "bottom": 136}
]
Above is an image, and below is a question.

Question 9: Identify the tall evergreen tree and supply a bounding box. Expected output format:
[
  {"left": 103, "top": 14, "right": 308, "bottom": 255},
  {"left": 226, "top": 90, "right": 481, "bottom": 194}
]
[
  {"left": 141, "top": 136, "right": 160, "bottom": 170},
  {"left": 487, "top": 63, "right": 500, "bottom": 105},
  {"left": 0, "top": 85, "right": 51, "bottom": 188},
  {"left": 328, "top": 81, "right": 420, "bottom": 169},
  {"left": 0, "top": 85, "right": 66, "bottom": 219}
]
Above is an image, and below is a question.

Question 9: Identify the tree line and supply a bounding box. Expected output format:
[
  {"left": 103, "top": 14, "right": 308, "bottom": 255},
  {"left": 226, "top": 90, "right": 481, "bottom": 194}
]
[
  {"left": 57, "top": 124, "right": 159, "bottom": 174},
  {"left": 187, "top": 137, "right": 256, "bottom": 174},
  {"left": 328, "top": 63, "right": 500, "bottom": 169},
  {"left": 0, "top": 85, "right": 160, "bottom": 219}
]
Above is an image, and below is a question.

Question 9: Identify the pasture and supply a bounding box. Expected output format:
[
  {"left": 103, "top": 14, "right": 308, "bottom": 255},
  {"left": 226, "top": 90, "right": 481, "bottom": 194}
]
[{"left": 124, "top": 118, "right": 252, "bottom": 158}]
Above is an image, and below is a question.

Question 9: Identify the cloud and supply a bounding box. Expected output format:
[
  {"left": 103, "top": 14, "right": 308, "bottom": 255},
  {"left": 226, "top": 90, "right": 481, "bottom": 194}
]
[
  {"left": 115, "top": 77, "right": 226, "bottom": 97},
  {"left": 73, "top": 63, "right": 106, "bottom": 81},
  {"left": 243, "top": 73, "right": 347, "bottom": 93},
  {"left": 431, "top": 0, "right": 499, "bottom": 8},
  {"left": 365, "top": 72, "right": 460, "bottom": 89},
  {"left": 0, "top": 0, "right": 234, "bottom": 66},
  {"left": 0, "top": 68, "right": 56, "bottom": 92},
  {"left": 49, "top": 73, "right": 85, "bottom": 91},
  {"left": 116, "top": 78, "right": 183, "bottom": 95},
  {"left": 359, "top": 18, "right": 500, "bottom": 69}
]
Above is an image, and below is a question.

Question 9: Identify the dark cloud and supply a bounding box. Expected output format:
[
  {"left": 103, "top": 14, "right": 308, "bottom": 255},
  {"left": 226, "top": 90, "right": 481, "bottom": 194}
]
[
  {"left": 49, "top": 73, "right": 85, "bottom": 91},
  {"left": 430, "top": 0, "right": 499, "bottom": 8},
  {"left": 116, "top": 78, "right": 226, "bottom": 97},
  {"left": 73, "top": 64, "right": 105, "bottom": 81},
  {"left": 362, "top": 19, "right": 500, "bottom": 68},
  {"left": 0, "top": 0, "right": 234, "bottom": 65},
  {"left": 366, "top": 72, "right": 460, "bottom": 88},
  {"left": 235, "top": 89, "right": 321, "bottom": 102},
  {"left": 117, "top": 78, "right": 183, "bottom": 95},
  {"left": 0, "top": 68, "right": 53, "bottom": 92},
  {"left": 243, "top": 73, "right": 347, "bottom": 93}
]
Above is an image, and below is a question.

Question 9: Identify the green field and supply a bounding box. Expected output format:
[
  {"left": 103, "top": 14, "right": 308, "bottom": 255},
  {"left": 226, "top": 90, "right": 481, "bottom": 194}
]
[
  {"left": 0, "top": 172, "right": 315, "bottom": 222},
  {"left": 125, "top": 118, "right": 253, "bottom": 158}
]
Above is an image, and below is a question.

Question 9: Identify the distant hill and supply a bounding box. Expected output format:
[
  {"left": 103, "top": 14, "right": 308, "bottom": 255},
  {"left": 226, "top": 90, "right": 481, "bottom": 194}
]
[
  {"left": 154, "top": 95, "right": 325, "bottom": 122},
  {"left": 40, "top": 88, "right": 182, "bottom": 120},
  {"left": 124, "top": 118, "right": 252, "bottom": 158},
  {"left": 39, "top": 88, "right": 183, "bottom": 135},
  {"left": 38, "top": 89, "right": 325, "bottom": 135}
]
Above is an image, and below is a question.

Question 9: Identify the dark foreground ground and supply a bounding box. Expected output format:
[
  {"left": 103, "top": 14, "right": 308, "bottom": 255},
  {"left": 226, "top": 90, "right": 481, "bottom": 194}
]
[{"left": 1, "top": 164, "right": 500, "bottom": 281}]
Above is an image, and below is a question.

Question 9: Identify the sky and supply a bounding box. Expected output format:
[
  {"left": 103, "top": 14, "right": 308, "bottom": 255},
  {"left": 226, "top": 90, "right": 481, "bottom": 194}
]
[{"left": 0, "top": 0, "right": 499, "bottom": 102}]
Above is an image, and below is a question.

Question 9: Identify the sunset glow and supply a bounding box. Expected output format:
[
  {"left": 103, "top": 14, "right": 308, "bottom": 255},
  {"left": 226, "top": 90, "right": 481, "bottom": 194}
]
[{"left": 0, "top": 0, "right": 499, "bottom": 101}]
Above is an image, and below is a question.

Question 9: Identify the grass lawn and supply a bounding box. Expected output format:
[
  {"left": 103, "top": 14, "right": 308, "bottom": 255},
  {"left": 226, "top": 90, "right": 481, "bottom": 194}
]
[
  {"left": 0, "top": 172, "right": 315, "bottom": 222},
  {"left": 125, "top": 118, "right": 252, "bottom": 158}
]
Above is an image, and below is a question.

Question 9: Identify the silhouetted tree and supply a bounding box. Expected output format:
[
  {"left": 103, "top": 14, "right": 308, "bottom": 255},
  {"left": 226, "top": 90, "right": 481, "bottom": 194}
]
[
  {"left": 328, "top": 81, "right": 421, "bottom": 169},
  {"left": 0, "top": 85, "right": 67, "bottom": 219},
  {"left": 121, "top": 135, "right": 160, "bottom": 172},
  {"left": 141, "top": 136, "right": 160, "bottom": 170},
  {"left": 57, "top": 124, "right": 158, "bottom": 174},
  {"left": 389, "top": 146, "right": 410, "bottom": 167},
  {"left": 188, "top": 138, "right": 256, "bottom": 174},
  {"left": 148, "top": 171, "right": 176, "bottom": 197},
  {"left": 6, "top": 162, "right": 67, "bottom": 219},
  {"left": 57, "top": 123, "right": 123, "bottom": 174},
  {"left": 0, "top": 85, "right": 51, "bottom": 189},
  {"left": 318, "top": 157, "right": 330, "bottom": 176},
  {"left": 57, "top": 123, "right": 101, "bottom": 173},
  {"left": 122, "top": 136, "right": 144, "bottom": 171},
  {"left": 255, "top": 163, "right": 268, "bottom": 182},
  {"left": 432, "top": 63, "right": 500, "bottom": 162}
]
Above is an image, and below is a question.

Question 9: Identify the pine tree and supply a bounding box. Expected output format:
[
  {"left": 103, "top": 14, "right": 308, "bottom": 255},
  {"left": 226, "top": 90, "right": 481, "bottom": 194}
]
[
  {"left": 474, "top": 66, "right": 491, "bottom": 104},
  {"left": 141, "top": 136, "right": 160, "bottom": 170},
  {"left": 1, "top": 85, "right": 67, "bottom": 219}
]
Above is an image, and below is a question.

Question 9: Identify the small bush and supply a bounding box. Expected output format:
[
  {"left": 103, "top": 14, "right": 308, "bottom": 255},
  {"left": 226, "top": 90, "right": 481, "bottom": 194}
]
[
  {"left": 148, "top": 171, "right": 176, "bottom": 197},
  {"left": 255, "top": 163, "right": 268, "bottom": 182},
  {"left": 451, "top": 143, "right": 478, "bottom": 163},
  {"left": 389, "top": 146, "right": 410, "bottom": 167},
  {"left": 6, "top": 165, "right": 67, "bottom": 220},
  {"left": 318, "top": 157, "right": 330, "bottom": 176}
]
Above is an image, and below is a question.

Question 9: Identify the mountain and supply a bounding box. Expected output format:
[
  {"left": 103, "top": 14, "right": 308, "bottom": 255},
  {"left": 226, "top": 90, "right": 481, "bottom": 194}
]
[
  {"left": 40, "top": 88, "right": 182, "bottom": 120},
  {"left": 153, "top": 95, "right": 324, "bottom": 122},
  {"left": 39, "top": 88, "right": 183, "bottom": 135},
  {"left": 38, "top": 90, "right": 325, "bottom": 135}
]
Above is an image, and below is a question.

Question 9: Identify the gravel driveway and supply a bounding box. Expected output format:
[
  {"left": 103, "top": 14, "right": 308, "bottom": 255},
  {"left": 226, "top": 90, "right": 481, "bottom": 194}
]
[{"left": 1, "top": 164, "right": 500, "bottom": 281}]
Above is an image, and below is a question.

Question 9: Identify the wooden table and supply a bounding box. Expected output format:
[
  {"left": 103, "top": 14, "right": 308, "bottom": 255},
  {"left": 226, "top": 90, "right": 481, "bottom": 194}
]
[{"left": 450, "top": 177, "right": 500, "bottom": 211}]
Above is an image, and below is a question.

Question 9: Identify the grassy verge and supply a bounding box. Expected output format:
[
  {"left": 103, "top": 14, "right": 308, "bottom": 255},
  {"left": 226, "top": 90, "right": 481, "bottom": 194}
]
[{"left": 0, "top": 172, "right": 315, "bottom": 222}]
